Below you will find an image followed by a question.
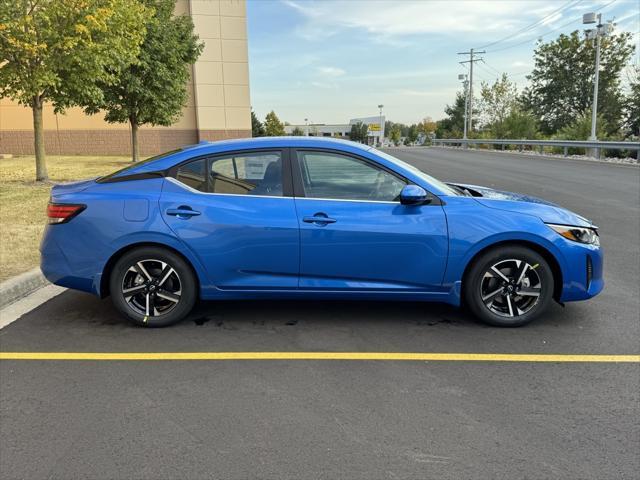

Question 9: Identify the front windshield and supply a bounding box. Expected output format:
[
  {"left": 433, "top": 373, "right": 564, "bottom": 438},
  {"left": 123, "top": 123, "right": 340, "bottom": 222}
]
[{"left": 372, "top": 148, "right": 461, "bottom": 196}]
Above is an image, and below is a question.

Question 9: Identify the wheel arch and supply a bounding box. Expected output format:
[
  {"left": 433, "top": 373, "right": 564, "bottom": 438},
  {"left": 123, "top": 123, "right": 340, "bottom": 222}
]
[
  {"left": 461, "top": 239, "right": 563, "bottom": 303},
  {"left": 100, "top": 242, "right": 201, "bottom": 298}
]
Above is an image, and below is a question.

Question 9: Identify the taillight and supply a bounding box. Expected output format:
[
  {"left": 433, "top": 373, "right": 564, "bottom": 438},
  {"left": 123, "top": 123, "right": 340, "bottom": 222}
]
[{"left": 47, "top": 203, "right": 86, "bottom": 224}]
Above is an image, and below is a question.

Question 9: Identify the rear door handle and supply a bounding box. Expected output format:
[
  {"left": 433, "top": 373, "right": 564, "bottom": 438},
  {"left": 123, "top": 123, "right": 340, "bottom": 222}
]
[
  {"left": 166, "top": 207, "right": 201, "bottom": 218},
  {"left": 303, "top": 213, "right": 336, "bottom": 226}
]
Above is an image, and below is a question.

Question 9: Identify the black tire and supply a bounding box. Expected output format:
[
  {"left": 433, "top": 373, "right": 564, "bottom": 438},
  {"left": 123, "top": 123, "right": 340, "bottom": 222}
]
[
  {"left": 109, "top": 247, "right": 197, "bottom": 327},
  {"left": 463, "top": 246, "right": 554, "bottom": 327}
]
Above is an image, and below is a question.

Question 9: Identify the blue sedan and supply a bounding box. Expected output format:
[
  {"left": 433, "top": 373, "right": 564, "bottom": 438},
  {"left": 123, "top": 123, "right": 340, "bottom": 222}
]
[{"left": 40, "top": 137, "right": 603, "bottom": 327}]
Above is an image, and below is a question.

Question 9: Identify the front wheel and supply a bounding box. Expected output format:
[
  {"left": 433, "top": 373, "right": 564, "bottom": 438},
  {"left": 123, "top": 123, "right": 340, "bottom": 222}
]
[
  {"left": 109, "top": 247, "right": 197, "bottom": 327},
  {"left": 464, "top": 246, "right": 554, "bottom": 327}
]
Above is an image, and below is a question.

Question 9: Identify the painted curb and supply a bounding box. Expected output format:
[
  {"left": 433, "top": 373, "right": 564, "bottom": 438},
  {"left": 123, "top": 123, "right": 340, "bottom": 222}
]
[{"left": 0, "top": 268, "right": 50, "bottom": 309}]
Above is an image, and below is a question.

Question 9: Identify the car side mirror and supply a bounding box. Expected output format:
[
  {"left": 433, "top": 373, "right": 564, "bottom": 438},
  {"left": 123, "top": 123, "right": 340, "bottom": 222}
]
[{"left": 400, "top": 185, "right": 430, "bottom": 205}]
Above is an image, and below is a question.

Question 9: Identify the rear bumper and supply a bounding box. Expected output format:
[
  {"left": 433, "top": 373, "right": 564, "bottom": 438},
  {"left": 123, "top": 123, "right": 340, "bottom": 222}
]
[{"left": 40, "top": 225, "right": 99, "bottom": 295}]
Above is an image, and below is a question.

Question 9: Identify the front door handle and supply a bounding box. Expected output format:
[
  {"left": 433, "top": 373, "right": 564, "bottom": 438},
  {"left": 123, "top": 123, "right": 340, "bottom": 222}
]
[
  {"left": 303, "top": 213, "right": 336, "bottom": 226},
  {"left": 166, "top": 207, "right": 201, "bottom": 218}
]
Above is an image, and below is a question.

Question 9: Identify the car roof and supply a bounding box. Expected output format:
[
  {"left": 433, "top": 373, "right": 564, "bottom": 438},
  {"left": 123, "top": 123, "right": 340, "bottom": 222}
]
[
  {"left": 110, "top": 136, "right": 374, "bottom": 178},
  {"left": 186, "top": 136, "right": 373, "bottom": 152}
]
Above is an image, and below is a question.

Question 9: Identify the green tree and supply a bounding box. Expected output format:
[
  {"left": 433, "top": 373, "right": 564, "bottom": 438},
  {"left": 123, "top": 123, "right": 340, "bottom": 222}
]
[
  {"left": 417, "top": 117, "right": 437, "bottom": 136},
  {"left": 385, "top": 120, "right": 409, "bottom": 138},
  {"left": 290, "top": 126, "right": 305, "bottom": 136},
  {"left": 251, "top": 110, "right": 265, "bottom": 137},
  {"left": 554, "top": 111, "right": 612, "bottom": 155},
  {"left": 623, "top": 66, "right": 640, "bottom": 138},
  {"left": 264, "top": 110, "right": 285, "bottom": 136},
  {"left": 0, "top": 0, "right": 148, "bottom": 180},
  {"left": 85, "top": 0, "right": 202, "bottom": 162},
  {"left": 390, "top": 124, "right": 401, "bottom": 145},
  {"left": 436, "top": 91, "right": 469, "bottom": 138},
  {"left": 407, "top": 124, "right": 419, "bottom": 143},
  {"left": 502, "top": 109, "right": 539, "bottom": 139},
  {"left": 349, "top": 121, "right": 368, "bottom": 143},
  {"left": 522, "top": 30, "right": 635, "bottom": 135},
  {"left": 479, "top": 73, "right": 519, "bottom": 137},
  {"left": 556, "top": 111, "right": 611, "bottom": 140}
]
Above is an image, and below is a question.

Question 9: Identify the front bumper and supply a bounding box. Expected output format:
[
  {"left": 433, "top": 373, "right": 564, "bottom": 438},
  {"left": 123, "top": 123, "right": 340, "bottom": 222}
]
[{"left": 558, "top": 240, "right": 603, "bottom": 302}]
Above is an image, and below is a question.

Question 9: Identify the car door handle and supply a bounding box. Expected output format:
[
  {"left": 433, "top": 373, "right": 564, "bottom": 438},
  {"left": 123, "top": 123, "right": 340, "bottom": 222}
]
[
  {"left": 166, "top": 207, "right": 201, "bottom": 218},
  {"left": 303, "top": 214, "right": 336, "bottom": 225}
]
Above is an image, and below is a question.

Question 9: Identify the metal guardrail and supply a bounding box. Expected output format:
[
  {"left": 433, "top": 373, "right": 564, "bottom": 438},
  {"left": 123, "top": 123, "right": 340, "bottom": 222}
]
[{"left": 431, "top": 138, "right": 640, "bottom": 160}]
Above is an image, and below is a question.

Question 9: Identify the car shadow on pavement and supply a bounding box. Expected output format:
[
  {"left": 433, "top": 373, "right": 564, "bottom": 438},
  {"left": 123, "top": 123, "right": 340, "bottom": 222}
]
[{"left": 9, "top": 289, "right": 580, "bottom": 330}]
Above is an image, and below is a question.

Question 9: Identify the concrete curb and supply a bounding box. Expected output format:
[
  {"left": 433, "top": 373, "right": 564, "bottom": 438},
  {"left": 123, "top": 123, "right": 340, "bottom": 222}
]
[{"left": 0, "top": 268, "right": 50, "bottom": 309}]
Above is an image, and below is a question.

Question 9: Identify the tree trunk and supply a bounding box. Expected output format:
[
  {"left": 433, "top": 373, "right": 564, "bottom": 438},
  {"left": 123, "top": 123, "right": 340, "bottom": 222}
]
[
  {"left": 130, "top": 118, "right": 139, "bottom": 162},
  {"left": 32, "top": 96, "right": 48, "bottom": 181}
]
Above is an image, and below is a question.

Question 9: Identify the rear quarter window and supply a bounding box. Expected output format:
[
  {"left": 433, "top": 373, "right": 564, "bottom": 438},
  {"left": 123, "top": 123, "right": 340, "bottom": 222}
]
[{"left": 176, "top": 158, "right": 207, "bottom": 191}]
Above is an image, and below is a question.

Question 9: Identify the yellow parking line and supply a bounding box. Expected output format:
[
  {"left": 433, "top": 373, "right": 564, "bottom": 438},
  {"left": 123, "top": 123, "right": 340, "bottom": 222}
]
[{"left": 0, "top": 352, "right": 638, "bottom": 362}]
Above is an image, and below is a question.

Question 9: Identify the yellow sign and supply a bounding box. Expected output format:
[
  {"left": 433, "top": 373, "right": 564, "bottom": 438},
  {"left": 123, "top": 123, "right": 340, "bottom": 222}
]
[{"left": 368, "top": 123, "right": 381, "bottom": 131}]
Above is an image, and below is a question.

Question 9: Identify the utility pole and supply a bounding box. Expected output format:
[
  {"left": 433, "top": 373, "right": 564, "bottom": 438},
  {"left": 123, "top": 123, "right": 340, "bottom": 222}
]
[
  {"left": 458, "top": 48, "right": 485, "bottom": 135},
  {"left": 457, "top": 74, "right": 469, "bottom": 141}
]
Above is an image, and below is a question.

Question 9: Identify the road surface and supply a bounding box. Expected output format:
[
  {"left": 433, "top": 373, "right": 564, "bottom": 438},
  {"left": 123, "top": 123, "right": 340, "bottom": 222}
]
[{"left": 1, "top": 147, "right": 638, "bottom": 479}]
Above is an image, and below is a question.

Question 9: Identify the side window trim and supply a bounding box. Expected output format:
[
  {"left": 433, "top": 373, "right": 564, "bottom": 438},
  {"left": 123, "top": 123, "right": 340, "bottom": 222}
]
[{"left": 169, "top": 148, "right": 294, "bottom": 198}]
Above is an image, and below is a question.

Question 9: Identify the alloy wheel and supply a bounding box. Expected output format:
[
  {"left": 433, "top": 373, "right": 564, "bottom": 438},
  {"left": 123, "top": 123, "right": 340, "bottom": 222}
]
[
  {"left": 479, "top": 258, "right": 542, "bottom": 318},
  {"left": 121, "top": 259, "right": 182, "bottom": 317}
]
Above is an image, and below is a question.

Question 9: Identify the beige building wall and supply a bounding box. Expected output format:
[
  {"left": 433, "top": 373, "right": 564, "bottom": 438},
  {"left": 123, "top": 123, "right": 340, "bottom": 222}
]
[{"left": 0, "top": 0, "right": 251, "bottom": 156}]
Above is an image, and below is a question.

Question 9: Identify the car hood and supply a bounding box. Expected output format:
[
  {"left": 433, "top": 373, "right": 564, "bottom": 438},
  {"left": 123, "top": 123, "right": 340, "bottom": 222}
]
[{"left": 448, "top": 183, "right": 594, "bottom": 228}]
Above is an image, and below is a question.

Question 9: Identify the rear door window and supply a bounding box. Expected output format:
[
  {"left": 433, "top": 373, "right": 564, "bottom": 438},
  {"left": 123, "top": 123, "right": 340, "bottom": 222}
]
[
  {"left": 173, "top": 151, "right": 284, "bottom": 196},
  {"left": 210, "top": 152, "right": 283, "bottom": 196}
]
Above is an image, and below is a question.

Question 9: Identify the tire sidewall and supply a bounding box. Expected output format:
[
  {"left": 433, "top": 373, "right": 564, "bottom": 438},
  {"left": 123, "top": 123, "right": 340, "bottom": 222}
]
[
  {"left": 464, "top": 246, "right": 554, "bottom": 327},
  {"left": 109, "top": 247, "right": 197, "bottom": 327}
]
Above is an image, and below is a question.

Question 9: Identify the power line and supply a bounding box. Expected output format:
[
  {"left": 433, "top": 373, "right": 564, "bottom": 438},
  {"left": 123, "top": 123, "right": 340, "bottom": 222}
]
[
  {"left": 480, "top": 59, "right": 502, "bottom": 75},
  {"left": 485, "top": 0, "right": 619, "bottom": 53},
  {"left": 476, "top": 62, "right": 500, "bottom": 79},
  {"left": 466, "top": 0, "right": 626, "bottom": 95},
  {"left": 486, "top": 17, "right": 581, "bottom": 53},
  {"left": 475, "top": 0, "right": 583, "bottom": 50}
]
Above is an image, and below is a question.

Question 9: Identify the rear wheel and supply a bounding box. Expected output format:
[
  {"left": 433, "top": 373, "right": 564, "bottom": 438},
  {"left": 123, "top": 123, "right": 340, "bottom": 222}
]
[
  {"left": 109, "top": 247, "right": 197, "bottom": 327},
  {"left": 464, "top": 246, "right": 554, "bottom": 327}
]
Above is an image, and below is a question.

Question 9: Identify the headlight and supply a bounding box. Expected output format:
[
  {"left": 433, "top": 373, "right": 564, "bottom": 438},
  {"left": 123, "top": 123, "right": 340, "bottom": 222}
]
[{"left": 547, "top": 223, "right": 599, "bottom": 246}]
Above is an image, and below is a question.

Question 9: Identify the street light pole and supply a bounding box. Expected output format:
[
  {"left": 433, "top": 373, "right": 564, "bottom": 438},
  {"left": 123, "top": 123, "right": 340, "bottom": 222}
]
[
  {"left": 304, "top": 118, "right": 309, "bottom": 136},
  {"left": 378, "top": 104, "right": 384, "bottom": 147},
  {"left": 590, "top": 15, "right": 602, "bottom": 142},
  {"left": 583, "top": 12, "right": 613, "bottom": 157}
]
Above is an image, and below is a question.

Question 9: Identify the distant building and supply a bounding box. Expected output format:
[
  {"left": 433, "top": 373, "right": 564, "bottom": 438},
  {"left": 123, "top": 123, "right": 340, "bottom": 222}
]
[
  {"left": 285, "top": 115, "right": 386, "bottom": 145},
  {"left": 0, "top": 0, "right": 251, "bottom": 156}
]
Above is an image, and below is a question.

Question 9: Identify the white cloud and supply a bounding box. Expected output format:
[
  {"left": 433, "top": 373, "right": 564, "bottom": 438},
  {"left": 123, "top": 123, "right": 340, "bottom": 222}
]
[
  {"left": 317, "top": 66, "right": 346, "bottom": 77},
  {"left": 282, "top": 0, "right": 572, "bottom": 40}
]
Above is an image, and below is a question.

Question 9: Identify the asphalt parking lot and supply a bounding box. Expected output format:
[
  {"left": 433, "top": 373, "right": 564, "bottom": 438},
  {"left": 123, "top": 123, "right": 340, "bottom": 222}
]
[{"left": 1, "top": 147, "right": 639, "bottom": 479}]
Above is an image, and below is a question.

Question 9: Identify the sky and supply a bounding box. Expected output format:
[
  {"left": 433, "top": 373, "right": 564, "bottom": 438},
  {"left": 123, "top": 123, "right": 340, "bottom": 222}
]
[{"left": 246, "top": 0, "right": 639, "bottom": 125}]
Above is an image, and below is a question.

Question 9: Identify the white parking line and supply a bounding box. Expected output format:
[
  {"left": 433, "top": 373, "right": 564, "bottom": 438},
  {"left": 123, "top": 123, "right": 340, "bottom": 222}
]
[{"left": 0, "top": 285, "right": 66, "bottom": 330}]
